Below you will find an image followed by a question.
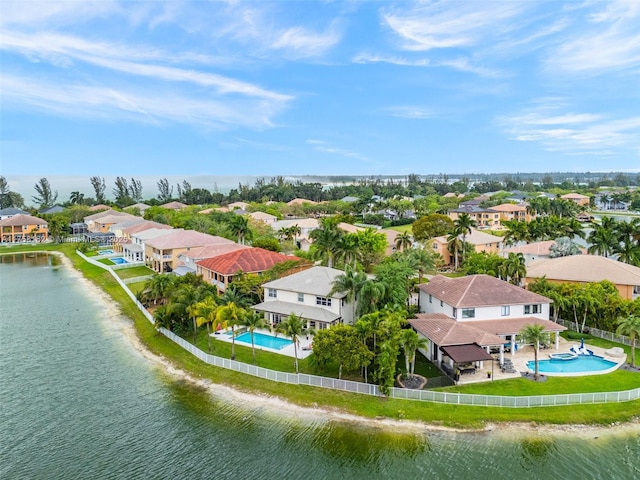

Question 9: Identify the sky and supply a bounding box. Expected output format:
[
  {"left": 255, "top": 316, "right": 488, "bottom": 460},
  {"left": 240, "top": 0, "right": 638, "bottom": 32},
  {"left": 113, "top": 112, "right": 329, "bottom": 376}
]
[{"left": 2, "top": 0, "right": 640, "bottom": 186}]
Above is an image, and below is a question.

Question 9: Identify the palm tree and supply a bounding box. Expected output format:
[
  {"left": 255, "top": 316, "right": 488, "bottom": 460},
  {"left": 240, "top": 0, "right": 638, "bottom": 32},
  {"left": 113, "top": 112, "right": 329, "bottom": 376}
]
[
  {"left": 446, "top": 233, "right": 463, "bottom": 270},
  {"left": 241, "top": 310, "right": 269, "bottom": 363},
  {"left": 502, "top": 220, "right": 530, "bottom": 246},
  {"left": 276, "top": 313, "right": 307, "bottom": 373},
  {"left": 219, "top": 284, "right": 250, "bottom": 308},
  {"left": 587, "top": 224, "right": 618, "bottom": 258},
  {"left": 152, "top": 305, "right": 172, "bottom": 331},
  {"left": 500, "top": 252, "right": 527, "bottom": 286},
  {"left": 395, "top": 231, "right": 413, "bottom": 252},
  {"left": 357, "top": 280, "right": 386, "bottom": 316},
  {"left": 214, "top": 302, "right": 245, "bottom": 360},
  {"left": 616, "top": 315, "right": 640, "bottom": 367},
  {"left": 399, "top": 329, "right": 428, "bottom": 375},
  {"left": 329, "top": 264, "right": 367, "bottom": 322},
  {"left": 229, "top": 214, "right": 252, "bottom": 245},
  {"left": 193, "top": 297, "right": 218, "bottom": 352},
  {"left": 407, "top": 246, "right": 436, "bottom": 285},
  {"left": 309, "top": 219, "right": 342, "bottom": 268},
  {"left": 148, "top": 274, "right": 174, "bottom": 305},
  {"left": 354, "top": 319, "right": 374, "bottom": 382},
  {"left": 519, "top": 323, "right": 547, "bottom": 380}
]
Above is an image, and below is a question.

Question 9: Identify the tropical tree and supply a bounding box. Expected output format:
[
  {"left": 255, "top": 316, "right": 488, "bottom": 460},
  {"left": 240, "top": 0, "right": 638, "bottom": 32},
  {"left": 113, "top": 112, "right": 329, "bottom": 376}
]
[
  {"left": 157, "top": 178, "right": 174, "bottom": 202},
  {"left": 153, "top": 305, "right": 172, "bottom": 331},
  {"left": 90, "top": 176, "right": 106, "bottom": 204},
  {"left": 502, "top": 220, "right": 530, "bottom": 246},
  {"left": 374, "top": 339, "right": 400, "bottom": 395},
  {"left": 407, "top": 246, "right": 436, "bottom": 285},
  {"left": 228, "top": 214, "right": 252, "bottom": 245},
  {"left": 32, "top": 177, "right": 58, "bottom": 209},
  {"left": 549, "top": 237, "right": 583, "bottom": 258},
  {"left": 276, "top": 313, "right": 308, "bottom": 373},
  {"left": 399, "top": 329, "right": 427, "bottom": 375},
  {"left": 329, "top": 264, "right": 367, "bottom": 322},
  {"left": 309, "top": 218, "right": 343, "bottom": 268},
  {"left": 395, "top": 231, "right": 413, "bottom": 252},
  {"left": 312, "top": 325, "right": 372, "bottom": 380},
  {"left": 616, "top": 315, "right": 640, "bottom": 367},
  {"left": 519, "top": 323, "right": 547, "bottom": 380},
  {"left": 215, "top": 302, "right": 245, "bottom": 360},
  {"left": 147, "top": 274, "right": 175, "bottom": 305},
  {"left": 357, "top": 280, "right": 386, "bottom": 316},
  {"left": 241, "top": 310, "right": 269, "bottom": 363},
  {"left": 193, "top": 297, "right": 218, "bottom": 352},
  {"left": 500, "top": 252, "right": 527, "bottom": 286},
  {"left": 69, "top": 191, "right": 85, "bottom": 205},
  {"left": 411, "top": 213, "right": 453, "bottom": 242},
  {"left": 47, "top": 215, "right": 69, "bottom": 243}
]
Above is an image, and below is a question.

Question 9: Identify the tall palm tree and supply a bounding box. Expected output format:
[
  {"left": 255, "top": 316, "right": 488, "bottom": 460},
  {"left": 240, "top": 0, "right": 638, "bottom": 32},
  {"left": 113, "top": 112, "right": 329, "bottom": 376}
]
[
  {"left": 399, "top": 329, "right": 428, "bottom": 375},
  {"left": 519, "top": 323, "right": 547, "bottom": 380},
  {"left": 214, "top": 302, "right": 245, "bottom": 360},
  {"left": 241, "top": 310, "right": 269, "bottom": 363},
  {"left": 357, "top": 280, "right": 386, "bottom": 316},
  {"left": 329, "top": 264, "right": 367, "bottom": 322},
  {"left": 309, "top": 219, "right": 342, "bottom": 268},
  {"left": 500, "top": 252, "right": 527, "bottom": 286},
  {"left": 229, "top": 214, "right": 252, "bottom": 245},
  {"left": 219, "top": 284, "right": 250, "bottom": 308},
  {"left": 616, "top": 315, "right": 640, "bottom": 367},
  {"left": 395, "top": 231, "right": 413, "bottom": 252},
  {"left": 148, "top": 274, "right": 174, "bottom": 305},
  {"left": 276, "top": 313, "right": 307, "bottom": 373},
  {"left": 587, "top": 223, "right": 618, "bottom": 258},
  {"left": 407, "top": 246, "right": 436, "bottom": 285},
  {"left": 354, "top": 319, "right": 374, "bottom": 382},
  {"left": 446, "top": 233, "right": 463, "bottom": 270},
  {"left": 193, "top": 297, "right": 218, "bottom": 352},
  {"left": 502, "top": 220, "right": 530, "bottom": 246}
]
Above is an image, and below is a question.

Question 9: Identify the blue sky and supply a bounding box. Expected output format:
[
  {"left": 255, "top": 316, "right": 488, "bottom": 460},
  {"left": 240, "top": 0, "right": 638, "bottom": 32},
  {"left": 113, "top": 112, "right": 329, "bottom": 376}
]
[{"left": 1, "top": 0, "right": 640, "bottom": 180}]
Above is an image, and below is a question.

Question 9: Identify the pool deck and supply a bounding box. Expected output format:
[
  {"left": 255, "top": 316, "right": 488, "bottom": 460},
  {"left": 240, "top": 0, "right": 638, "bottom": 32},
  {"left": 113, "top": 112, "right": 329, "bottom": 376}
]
[
  {"left": 455, "top": 337, "right": 627, "bottom": 384},
  {"left": 211, "top": 328, "right": 314, "bottom": 359}
]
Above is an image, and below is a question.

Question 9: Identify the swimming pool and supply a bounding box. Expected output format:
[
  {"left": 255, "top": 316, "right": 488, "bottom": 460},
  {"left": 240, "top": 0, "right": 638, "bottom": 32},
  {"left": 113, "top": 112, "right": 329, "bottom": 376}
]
[
  {"left": 98, "top": 249, "right": 114, "bottom": 255},
  {"left": 110, "top": 257, "right": 129, "bottom": 265},
  {"left": 527, "top": 354, "right": 618, "bottom": 374},
  {"left": 232, "top": 331, "right": 293, "bottom": 350}
]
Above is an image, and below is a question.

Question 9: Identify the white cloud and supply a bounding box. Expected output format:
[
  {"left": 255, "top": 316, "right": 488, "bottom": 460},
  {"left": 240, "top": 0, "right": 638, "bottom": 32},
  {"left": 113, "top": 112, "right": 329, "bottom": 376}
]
[
  {"left": 306, "top": 139, "right": 371, "bottom": 163},
  {"left": 270, "top": 24, "right": 342, "bottom": 58},
  {"left": 384, "top": 106, "right": 435, "bottom": 120}
]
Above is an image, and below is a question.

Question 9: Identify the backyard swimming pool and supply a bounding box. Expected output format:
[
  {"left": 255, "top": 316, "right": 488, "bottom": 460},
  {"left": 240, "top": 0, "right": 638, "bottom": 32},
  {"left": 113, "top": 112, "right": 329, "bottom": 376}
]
[
  {"left": 110, "top": 257, "right": 129, "bottom": 265},
  {"left": 527, "top": 354, "right": 618, "bottom": 374},
  {"left": 98, "top": 250, "right": 114, "bottom": 255},
  {"left": 232, "top": 332, "right": 293, "bottom": 350}
]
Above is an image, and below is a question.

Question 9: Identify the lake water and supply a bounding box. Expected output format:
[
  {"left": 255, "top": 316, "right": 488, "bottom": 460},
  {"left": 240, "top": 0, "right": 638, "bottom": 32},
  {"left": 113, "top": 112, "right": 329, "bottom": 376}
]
[{"left": 1, "top": 253, "right": 639, "bottom": 479}]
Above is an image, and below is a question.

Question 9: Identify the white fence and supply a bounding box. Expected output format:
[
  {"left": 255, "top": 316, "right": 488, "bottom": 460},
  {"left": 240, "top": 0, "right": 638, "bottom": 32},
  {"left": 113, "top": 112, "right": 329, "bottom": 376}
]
[
  {"left": 79, "top": 249, "right": 640, "bottom": 408},
  {"left": 555, "top": 318, "right": 635, "bottom": 347}
]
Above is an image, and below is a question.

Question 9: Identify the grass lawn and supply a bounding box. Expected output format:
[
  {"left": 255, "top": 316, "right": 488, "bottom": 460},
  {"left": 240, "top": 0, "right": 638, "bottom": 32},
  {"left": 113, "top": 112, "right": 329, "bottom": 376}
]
[
  {"left": 127, "top": 281, "right": 148, "bottom": 295},
  {"left": 387, "top": 224, "right": 412, "bottom": 233},
  {"left": 561, "top": 331, "right": 640, "bottom": 360},
  {"left": 115, "top": 266, "right": 155, "bottom": 279},
  {"left": 2, "top": 243, "right": 639, "bottom": 428}
]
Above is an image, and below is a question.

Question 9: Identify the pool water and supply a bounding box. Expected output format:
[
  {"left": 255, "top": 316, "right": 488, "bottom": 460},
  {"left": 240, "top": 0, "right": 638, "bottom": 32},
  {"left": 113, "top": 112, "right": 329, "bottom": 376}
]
[
  {"left": 232, "top": 332, "right": 292, "bottom": 350},
  {"left": 110, "top": 257, "right": 128, "bottom": 265},
  {"left": 527, "top": 355, "right": 617, "bottom": 374},
  {"left": 98, "top": 250, "right": 114, "bottom": 255}
]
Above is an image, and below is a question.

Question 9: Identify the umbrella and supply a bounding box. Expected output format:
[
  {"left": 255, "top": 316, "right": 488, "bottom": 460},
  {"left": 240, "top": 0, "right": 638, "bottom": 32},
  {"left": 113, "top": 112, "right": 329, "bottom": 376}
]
[{"left": 580, "top": 338, "right": 584, "bottom": 349}]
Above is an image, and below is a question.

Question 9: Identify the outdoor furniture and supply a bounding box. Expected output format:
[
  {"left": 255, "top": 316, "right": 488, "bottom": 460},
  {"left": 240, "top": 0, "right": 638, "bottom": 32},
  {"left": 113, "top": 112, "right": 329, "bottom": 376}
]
[{"left": 460, "top": 367, "right": 476, "bottom": 375}]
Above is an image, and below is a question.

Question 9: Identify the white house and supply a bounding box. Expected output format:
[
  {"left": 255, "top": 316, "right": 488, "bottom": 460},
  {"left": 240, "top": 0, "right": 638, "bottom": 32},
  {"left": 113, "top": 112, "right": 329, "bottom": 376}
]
[
  {"left": 252, "top": 266, "right": 354, "bottom": 331},
  {"left": 411, "top": 274, "right": 564, "bottom": 372}
]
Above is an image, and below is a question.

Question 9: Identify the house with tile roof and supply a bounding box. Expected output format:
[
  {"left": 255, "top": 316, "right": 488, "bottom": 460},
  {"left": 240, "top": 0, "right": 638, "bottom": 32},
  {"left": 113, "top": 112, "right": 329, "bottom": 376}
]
[
  {"left": 160, "top": 201, "right": 188, "bottom": 210},
  {"left": 123, "top": 227, "right": 176, "bottom": 263},
  {"left": 0, "top": 214, "right": 48, "bottom": 243},
  {"left": 448, "top": 205, "right": 500, "bottom": 229},
  {"left": 196, "top": 248, "right": 303, "bottom": 293},
  {"left": 560, "top": 193, "right": 590, "bottom": 206},
  {"left": 228, "top": 201, "right": 249, "bottom": 210},
  {"left": 503, "top": 240, "right": 586, "bottom": 265},
  {"left": 246, "top": 211, "right": 278, "bottom": 224},
  {"left": 89, "top": 204, "right": 111, "bottom": 212},
  {"left": 411, "top": 274, "right": 563, "bottom": 372},
  {"left": 524, "top": 255, "right": 640, "bottom": 300},
  {"left": 113, "top": 220, "right": 173, "bottom": 257},
  {"left": 145, "top": 230, "right": 235, "bottom": 273},
  {"left": 0, "top": 207, "right": 29, "bottom": 220},
  {"left": 287, "top": 198, "right": 317, "bottom": 206},
  {"left": 488, "top": 203, "right": 531, "bottom": 222},
  {"left": 430, "top": 228, "right": 503, "bottom": 266},
  {"left": 84, "top": 210, "right": 139, "bottom": 233},
  {"left": 252, "top": 266, "right": 354, "bottom": 330},
  {"left": 176, "top": 243, "right": 250, "bottom": 276}
]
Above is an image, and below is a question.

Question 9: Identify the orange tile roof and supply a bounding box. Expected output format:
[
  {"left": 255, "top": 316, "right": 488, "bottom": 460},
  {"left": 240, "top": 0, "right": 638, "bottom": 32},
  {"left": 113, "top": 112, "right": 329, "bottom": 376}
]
[{"left": 196, "top": 248, "right": 300, "bottom": 275}]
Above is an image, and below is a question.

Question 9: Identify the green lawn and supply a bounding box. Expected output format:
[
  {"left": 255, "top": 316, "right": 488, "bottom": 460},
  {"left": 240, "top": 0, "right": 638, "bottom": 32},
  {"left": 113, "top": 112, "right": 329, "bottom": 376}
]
[
  {"left": 2, "top": 243, "right": 639, "bottom": 429},
  {"left": 115, "top": 266, "right": 154, "bottom": 279},
  {"left": 387, "top": 224, "right": 412, "bottom": 233},
  {"left": 127, "top": 281, "right": 148, "bottom": 295}
]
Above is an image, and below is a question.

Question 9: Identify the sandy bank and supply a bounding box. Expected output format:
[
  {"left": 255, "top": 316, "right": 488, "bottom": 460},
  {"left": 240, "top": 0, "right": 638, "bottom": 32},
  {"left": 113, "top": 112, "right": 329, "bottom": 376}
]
[{"left": 47, "top": 251, "right": 640, "bottom": 438}]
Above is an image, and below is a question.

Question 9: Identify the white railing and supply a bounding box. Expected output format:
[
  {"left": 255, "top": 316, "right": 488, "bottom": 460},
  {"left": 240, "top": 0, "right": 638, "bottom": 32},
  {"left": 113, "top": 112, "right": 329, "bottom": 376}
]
[
  {"left": 555, "top": 318, "right": 636, "bottom": 348},
  {"left": 78, "top": 249, "right": 640, "bottom": 408}
]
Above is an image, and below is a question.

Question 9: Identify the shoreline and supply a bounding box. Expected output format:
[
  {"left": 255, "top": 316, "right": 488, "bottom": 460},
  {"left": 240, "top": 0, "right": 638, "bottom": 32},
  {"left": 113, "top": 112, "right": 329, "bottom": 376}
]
[{"left": 10, "top": 249, "right": 640, "bottom": 438}]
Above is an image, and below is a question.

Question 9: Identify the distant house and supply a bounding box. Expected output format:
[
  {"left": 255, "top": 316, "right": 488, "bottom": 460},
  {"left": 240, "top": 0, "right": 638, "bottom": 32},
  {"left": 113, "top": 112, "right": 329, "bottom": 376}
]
[
  {"left": 39, "top": 205, "right": 65, "bottom": 215},
  {"left": 488, "top": 203, "right": 530, "bottom": 222},
  {"left": 247, "top": 211, "right": 278, "bottom": 224},
  {"left": 411, "top": 274, "right": 563, "bottom": 372},
  {"left": 340, "top": 196, "right": 360, "bottom": 203},
  {"left": 430, "top": 228, "right": 503, "bottom": 266},
  {"left": 176, "top": 243, "right": 250, "bottom": 276},
  {"left": 524, "top": 255, "right": 640, "bottom": 300},
  {"left": 145, "top": 230, "right": 236, "bottom": 273},
  {"left": 127, "top": 203, "right": 151, "bottom": 215},
  {"left": 560, "top": 193, "right": 590, "bottom": 206},
  {"left": 228, "top": 201, "right": 249, "bottom": 210},
  {"left": 271, "top": 218, "right": 320, "bottom": 251},
  {"left": 0, "top": 214, "right": 48, "bottom": 243},
  {"left": 84, "top": 210, "right": 138, "bottom": 233},
  {"left": 196, "top": 248, "right": 302, "bottom": 293},
  {"left": 124, "top": 227, "right": 176, "bottom": 263},
  {"left": 0, "top": 207, "right": 29, "bottom": 220},
  {"left": 448, "top": 206, "right": 500, "bottom": 229},
  {"left": 160, "top": 201, "right": 188, "bottom": 211},
  {"left": 503, "top": 240, "right": 586, "bottom": 266},
  {"left": 287, "top": 198, "right": 317, "bottom": 206},
  {"left": 89, "top": 204, "right": 111, "bottom": 212},
  {"left": 252, "top": 266, "right": 354, "bottom": 330}
]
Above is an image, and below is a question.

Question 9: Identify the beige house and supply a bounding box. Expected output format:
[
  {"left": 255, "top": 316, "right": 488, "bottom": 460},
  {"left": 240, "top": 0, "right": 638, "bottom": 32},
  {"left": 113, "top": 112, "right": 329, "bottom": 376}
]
[
  {"left": 449, "top": 207, "right": 500, "bottom": 229},
  {"left": 524, "top": 255, "right": 640, "bottom": 300},
  {"left": 0, "top": 214, "right": 48, "bottom": 243},
  {"left": 145, "top": 230, "right": 236, "bottom": 273},
  {"left": 84, "top": 210, "right": 139, "bottom": 233},
  {"left": 489, "top": 203, "right": 531, "bottom": 222},
  {"left": 248, "top": 211, "right": 278, "bottom": 224},
  {"left": 430, "top": 229, "right": 503, "bottom": 266},
  {"left": 560, "top": 193, "right": 590, "bottom": 206}
]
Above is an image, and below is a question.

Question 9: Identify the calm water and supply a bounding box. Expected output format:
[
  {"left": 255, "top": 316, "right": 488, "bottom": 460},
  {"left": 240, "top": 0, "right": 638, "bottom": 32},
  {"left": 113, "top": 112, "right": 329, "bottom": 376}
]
[
  {"left": 528, "top": 356, "right": 617, "bottom": 373},
  {"left": 1, "top": 253, "right": 639, "bottom": 480}
]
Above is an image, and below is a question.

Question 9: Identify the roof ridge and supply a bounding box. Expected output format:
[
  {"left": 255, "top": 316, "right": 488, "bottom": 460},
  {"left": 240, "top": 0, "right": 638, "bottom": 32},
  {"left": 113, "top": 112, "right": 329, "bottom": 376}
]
[{"left": 455, "top": 275, "right": 477, "bottom": 307}]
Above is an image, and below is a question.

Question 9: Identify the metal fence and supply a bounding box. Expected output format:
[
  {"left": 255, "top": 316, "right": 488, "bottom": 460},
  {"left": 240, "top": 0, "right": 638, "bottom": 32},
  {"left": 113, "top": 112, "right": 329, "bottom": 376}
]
[
  {"left": 79, "top": 249, "right": 640, "bottom": 408},
  {"left": 555, "top": 318, "right": 635, "bottom": 347}
]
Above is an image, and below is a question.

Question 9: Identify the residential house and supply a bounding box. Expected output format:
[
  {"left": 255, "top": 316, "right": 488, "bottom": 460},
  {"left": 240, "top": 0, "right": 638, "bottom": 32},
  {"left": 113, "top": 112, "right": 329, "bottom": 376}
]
[
  {"left": 524, "top": 255, "right": 640, "bottom": 300},
  {"left": 228, "top": 201, "right": 249, "bottom": 210},
  {"left": 127, "top": 203, "right": 151, "bottom": 215},
  {"left": 560, "top": 193, "right": 590, "bottom": 206},
  {"left": 503, "top": 240, "right": 586, "bottom": 266},
  {"left": 271, "top": 218, "right": 320, "bottom": 251},
  {"left": 196, "top": 248, "right": 303, "bottom": 293},
  {"left": 176, "top": 243, "right": 249, "bottom": 276},
  {"left": 39, "top": 205, "right": 65, "bottom": 215},
  {"left": 113, "top": 220, "right": 173, "bottom": 256},
  {"left": 287, "top": 198, "right": 317, "bottom": 206},
  {"left": 0, "top": 214, "right": 48, "bottom": 243},
  {"left": 84, "top": 210, "right": 139, "bottom": 233},
  {"left": 0, "top": 207, "right": 29, "bottom": 220},
  {"left": 430, "top": 228, "right": 503, "bottom": 266},
  {"left": 160, "top": 201, "right": 188, "bottom": 210},
  {"left": 411, "top": 274, "right": 563, "bottom": 374},
  {"left": 123, "top": 227, "right": 176, "bottom": 263},
  {"left": 448, "top": 206, "right": 500, "bottom": 229},
  {"left": 89, "top": 204, "right": 111, "bottom": 211},
  {"left": 252, "top": 266, "right": 354, "bottom": 331},
  {"left": 488, "top": 203, "right": 531, "bottom": 222},
  {"left": 247, "top": 211, "right": 277, "bottom": 224},
  {"left": 145, "top": 230, "right": 236, "bottom": 273}
]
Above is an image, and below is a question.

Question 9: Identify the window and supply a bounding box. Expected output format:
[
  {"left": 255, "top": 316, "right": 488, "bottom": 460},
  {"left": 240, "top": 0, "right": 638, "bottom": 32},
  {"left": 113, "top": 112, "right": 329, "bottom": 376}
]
[
  {"left": 316, "top": 296, "right": 332, "bottom": 307},
  {"left": 452, "top": 307, "right": 457, "bottom": 318},
  {"left": 429, "top": 294, "right": 432, "bottom": 304},
  {"left": 462, "top": 308, "right": 475, "bottom": 319},
  {"left": 298, "top": 293, "right": 304, "bottom": 302},
  {"left": 501, "top": 306, "right": 510, "bottom": 316},
  {"left": 440, "top": 300, "right": 443, "bottom": 307},
  {"left": 524, "top": 304, "right": 541, "bottom": 314},
  {"left": 268, "top": 288, "right": 277, "bottom": 298}
]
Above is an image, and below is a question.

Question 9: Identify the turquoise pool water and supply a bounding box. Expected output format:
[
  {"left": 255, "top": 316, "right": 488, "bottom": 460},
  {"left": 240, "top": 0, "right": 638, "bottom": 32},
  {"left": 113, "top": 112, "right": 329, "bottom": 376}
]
[
  {"left": 233, "top": 332, "right": 293, "bottom": 350},
  {"left": 98, "top": 249, "right": 114, "bottom": 255},
  {"left": 527, "top": 355, "right": 617, "bottom": 374},
  {"left": 110, "top": 257, "right": 128, "bottom": 265}
]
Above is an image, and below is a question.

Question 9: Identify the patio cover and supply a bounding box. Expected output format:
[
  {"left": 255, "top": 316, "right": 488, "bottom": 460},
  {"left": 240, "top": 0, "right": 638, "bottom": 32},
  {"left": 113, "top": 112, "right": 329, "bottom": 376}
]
[{"left": 440, "top": 344, "right": 493, "bottom": 364}]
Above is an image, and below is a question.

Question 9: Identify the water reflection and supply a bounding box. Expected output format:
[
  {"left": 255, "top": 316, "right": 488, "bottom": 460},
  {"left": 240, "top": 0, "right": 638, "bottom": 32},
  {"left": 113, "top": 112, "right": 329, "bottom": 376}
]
[{"left": 520, "top": 436, "right": 557, "bottom": 469}]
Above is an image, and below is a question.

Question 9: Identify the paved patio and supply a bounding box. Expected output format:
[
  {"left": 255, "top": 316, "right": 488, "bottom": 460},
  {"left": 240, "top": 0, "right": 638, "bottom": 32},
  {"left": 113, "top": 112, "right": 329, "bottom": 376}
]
[
  {"left": 211, "top": 328, "right": 314, "bottom": 359},
  {"left": 454, "top": 336, "right": 627, "bottom": 384}
]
